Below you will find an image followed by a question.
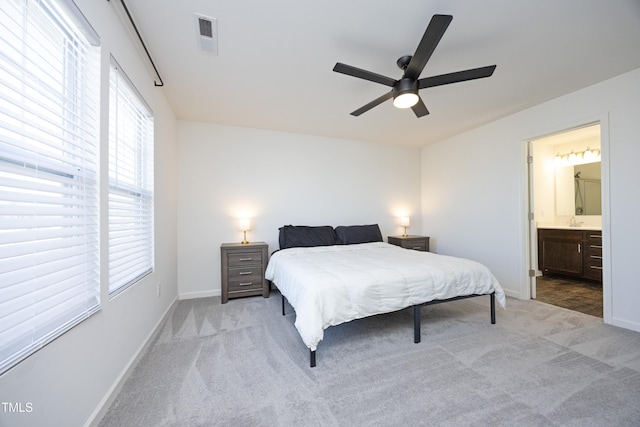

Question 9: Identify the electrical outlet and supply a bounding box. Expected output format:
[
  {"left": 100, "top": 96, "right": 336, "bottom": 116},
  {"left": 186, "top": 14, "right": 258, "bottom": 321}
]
[{"left": 156, "top": 282, "right": 161, "bottom": 297}]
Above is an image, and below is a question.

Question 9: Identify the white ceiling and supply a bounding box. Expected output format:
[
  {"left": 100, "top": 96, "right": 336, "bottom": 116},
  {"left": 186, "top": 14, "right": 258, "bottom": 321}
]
[{"left": 123, "top": 0, "right": 640, "bottom": 148}]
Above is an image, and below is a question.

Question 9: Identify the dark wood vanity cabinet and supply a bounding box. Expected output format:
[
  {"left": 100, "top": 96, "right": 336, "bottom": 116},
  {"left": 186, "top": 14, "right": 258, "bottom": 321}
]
[
  {"left": 538, "top": 229, "right": 583, "bottom": 277},
  {"left": 537, "top": 228, "right": 602, "bottom": 282},
  {"left": 583, "top": 231, "right": 603, "bottom": 281}
]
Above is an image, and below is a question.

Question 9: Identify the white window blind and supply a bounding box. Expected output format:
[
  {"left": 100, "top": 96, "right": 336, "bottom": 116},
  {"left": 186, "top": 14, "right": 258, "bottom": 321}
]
[
  {"left": 0, "top": 0, "right": 100, "bottom": 374},
  {"left": 109, "top": 57, "right": 154, "bottom": 295}
]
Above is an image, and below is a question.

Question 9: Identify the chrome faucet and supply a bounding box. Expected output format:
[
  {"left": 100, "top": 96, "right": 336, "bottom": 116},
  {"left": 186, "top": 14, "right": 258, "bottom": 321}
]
[{"left": 569, "top": 216, "right": 583, "bottom": 227}]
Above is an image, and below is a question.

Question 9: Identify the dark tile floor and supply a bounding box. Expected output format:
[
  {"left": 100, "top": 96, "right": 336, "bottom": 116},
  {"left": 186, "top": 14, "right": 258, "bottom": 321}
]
[{"left": 535, "top": 275, "right": 603, "bottom": 317}]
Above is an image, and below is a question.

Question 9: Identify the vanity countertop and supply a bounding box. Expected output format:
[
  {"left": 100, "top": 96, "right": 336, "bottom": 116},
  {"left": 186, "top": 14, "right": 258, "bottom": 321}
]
[{"left": 537, "top": 224, "right": 602, "bottom": 231}]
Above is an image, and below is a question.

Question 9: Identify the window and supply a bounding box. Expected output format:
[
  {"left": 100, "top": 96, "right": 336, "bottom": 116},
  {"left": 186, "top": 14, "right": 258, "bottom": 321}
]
[
  {"left": 0, "top": 0, "right": 100, "bottom": 374},
  {"left": 108, "top": 57, "right": 154, "bottom": 295}
]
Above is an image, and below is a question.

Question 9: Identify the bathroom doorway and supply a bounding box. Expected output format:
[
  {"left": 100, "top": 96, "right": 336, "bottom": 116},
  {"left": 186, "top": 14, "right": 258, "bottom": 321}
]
[{"left": 527, "top": 122, "right": 607, "bottom": 317}]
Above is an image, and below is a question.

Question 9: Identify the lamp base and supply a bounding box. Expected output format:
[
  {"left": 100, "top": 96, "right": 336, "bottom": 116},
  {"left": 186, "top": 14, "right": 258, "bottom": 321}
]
[{"left": 241, "top": 230, "right": 249, "bottom": 244}]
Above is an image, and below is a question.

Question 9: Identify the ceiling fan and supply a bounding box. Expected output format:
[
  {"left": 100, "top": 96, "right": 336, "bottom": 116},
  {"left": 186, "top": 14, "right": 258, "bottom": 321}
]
[{"left": 333, "top": 14, "right": 496, "bottom": 118}]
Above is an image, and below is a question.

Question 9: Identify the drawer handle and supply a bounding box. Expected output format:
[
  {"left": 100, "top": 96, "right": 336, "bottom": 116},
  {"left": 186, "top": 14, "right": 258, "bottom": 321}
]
[
  {"left": 239, "top": 271, "right": 252, "bottom": 275},
  {"left": 412, "top": 246, "right": 422, "bottom": 249},
  {"left": 590, "top": 245, "right": 602, "bottom": 249},
  {"left": 590, "top": 266, "right": 603, "bottom": 270},
  {"left": 239, "top": 282, "right": 253, "bottom": 286},
  {"left": 238, "top": 257, "right": 253, "bottom": 261},
  {"left": 590, "top": 255, "right": 602, "bottom": 259},
  {"left": 577, "top": 243, "right": 581, "bottom": 254},
  {"left": 589, "top": 234, "right": 602, "bottom": 239}
]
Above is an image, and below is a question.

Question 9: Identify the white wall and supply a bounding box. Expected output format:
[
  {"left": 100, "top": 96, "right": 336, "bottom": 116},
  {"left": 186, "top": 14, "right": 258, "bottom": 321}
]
[
  {"left": 421, "top": 67, "right": 640, "bottom": 332},
  {"left": 532, "top": 128, "right": 602, "bottom": 227},
  {"left": 532, "top": 141, "right": 558, "bottom": 225},
  {"left": 0, "top": 1, "right": 178, "bottom": 426},
  {"left": 177, "top": 122, "right": 422, "bottom": 299}
]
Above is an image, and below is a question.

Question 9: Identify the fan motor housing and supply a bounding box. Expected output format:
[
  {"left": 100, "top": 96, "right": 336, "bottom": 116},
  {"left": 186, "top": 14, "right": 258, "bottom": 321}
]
[
  {"left": 393, "top": 78, "right": 418, "bottom": 97},
  {"left": 396, "top": 55, "right": 413, "bottom": 70}
]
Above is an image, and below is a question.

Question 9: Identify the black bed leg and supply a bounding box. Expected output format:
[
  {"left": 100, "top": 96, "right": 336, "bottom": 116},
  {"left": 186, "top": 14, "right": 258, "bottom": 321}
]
[
  {"left": 414, "top": 305, "right": 421, "bottom": 343},
  {"left": 281, "top": 295, "right": 285, "bottom": 316},
  {"left": 490, "top": 292, "right": 496, "bottom": 324},
  {"left": 310, "top": 350, "right": 316, "bottom": 367}
]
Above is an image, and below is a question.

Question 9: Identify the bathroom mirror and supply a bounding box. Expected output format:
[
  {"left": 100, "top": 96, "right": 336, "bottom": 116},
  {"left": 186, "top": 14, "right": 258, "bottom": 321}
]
[{"left": 556, "top": 161, "right": 601, "bottom": 216}]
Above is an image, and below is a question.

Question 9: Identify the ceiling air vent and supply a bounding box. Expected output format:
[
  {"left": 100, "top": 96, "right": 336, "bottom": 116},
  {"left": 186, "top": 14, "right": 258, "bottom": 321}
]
[{"left": 194, "top": 14, "right": 218, "bottom": 55}]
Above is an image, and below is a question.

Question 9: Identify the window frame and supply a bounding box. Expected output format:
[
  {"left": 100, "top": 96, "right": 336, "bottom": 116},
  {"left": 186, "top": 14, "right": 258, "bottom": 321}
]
[
  {"left": 0, "top": 0, "right": 101, "bottom": 374},
  {"left": 108, "top": 55, "right": 155, "bottom": 296}
]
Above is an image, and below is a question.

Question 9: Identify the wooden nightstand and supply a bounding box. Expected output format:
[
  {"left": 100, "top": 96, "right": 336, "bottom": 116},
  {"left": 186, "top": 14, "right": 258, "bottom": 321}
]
[
  {"left": 387, "top": 235, "right": 430, "bottom": 252},
  {"left": 220, "top": 242, "right": 269, "bottom": 304}
]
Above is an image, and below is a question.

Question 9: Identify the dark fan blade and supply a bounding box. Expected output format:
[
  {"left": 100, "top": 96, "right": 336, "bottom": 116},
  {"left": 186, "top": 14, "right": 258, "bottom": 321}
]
[
  {"left": 350, "top": 91, "right": 393, "bottom": 116},
  {"left": 404, "top": 14, "right": 453, "bottom": 80},
  {"left": 411, "top": 98, "right": 429, "bottom": 117},
  {"left": 419, "top": 65, "right": 496, "bottom": 89},
  {"left": 333, "top": 63, "right": 396, "bottom": 87}
]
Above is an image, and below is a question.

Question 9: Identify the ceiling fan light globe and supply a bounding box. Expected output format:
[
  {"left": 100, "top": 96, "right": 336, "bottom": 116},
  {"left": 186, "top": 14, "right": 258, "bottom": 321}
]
[{"left": 393, "top": 92, "right": 419, "bottom": 109}]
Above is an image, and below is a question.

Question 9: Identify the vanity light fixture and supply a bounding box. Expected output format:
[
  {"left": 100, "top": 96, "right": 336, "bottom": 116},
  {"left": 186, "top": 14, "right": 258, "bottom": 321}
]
[
  {"left": 399, "top": 216, "right": 410, "bottom": 237},
  {"left": 555, "top": 147, "right": 601, "bottom": 166},
  {"left": 239, "top": 218, "right": 251, "bottom": 244}
]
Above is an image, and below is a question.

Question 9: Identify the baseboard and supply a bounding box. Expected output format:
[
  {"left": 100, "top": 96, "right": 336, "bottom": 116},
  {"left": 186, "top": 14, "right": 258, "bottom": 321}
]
[
  {"left": 611, "top": 316, "right": 640, "bottom": 334},
  {"left": 84, "top": 295, "right": 178, "bottom": 427},
  {"left": 502, "top": 288, "right": 520, "bottom": 299},
  {"left": 179, "top": 289, "right": 220, "bottom": 300}
]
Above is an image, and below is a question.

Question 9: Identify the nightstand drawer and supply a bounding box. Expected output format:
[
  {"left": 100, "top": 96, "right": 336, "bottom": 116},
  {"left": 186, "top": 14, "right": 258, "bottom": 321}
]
[
  {"left": 228, "top": 277, "right": 263, "bottom": 293},
  {"left": 227, "top": 266, "right": 262, "bottom": 280},
  {"left": 401, "top": 240, "right": 427, "bottom": 251},
  {"left": 228, "top": 251, "right": 263, "bottom": 266},
  {"left": 387, "top": 236, "right": 430, "bottom": 252}
]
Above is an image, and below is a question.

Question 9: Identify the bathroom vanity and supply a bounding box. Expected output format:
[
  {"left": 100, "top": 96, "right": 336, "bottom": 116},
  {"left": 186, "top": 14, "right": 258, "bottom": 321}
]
[{"left": 537, "top": 227, "right": 602, "bottom": 283}]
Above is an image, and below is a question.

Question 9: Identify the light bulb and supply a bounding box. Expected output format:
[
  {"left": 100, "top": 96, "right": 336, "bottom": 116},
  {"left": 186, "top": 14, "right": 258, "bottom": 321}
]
[
  {"left": 393, "top": 93, "right": 419, "bottom": 109},
  {"left": 584, "top": 147, "right": 593, "bottom": 159}
]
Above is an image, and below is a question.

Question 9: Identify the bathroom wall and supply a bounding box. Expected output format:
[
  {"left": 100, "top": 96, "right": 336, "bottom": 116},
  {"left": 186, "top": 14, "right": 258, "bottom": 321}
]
[{"left": 532, "top": 127, "right": 602, "bottom": 228}]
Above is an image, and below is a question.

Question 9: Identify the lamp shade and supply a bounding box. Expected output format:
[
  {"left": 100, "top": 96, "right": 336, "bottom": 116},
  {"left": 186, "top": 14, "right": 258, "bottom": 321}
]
[
  {"left": 399, "top": 216, "right": 410, "bottom": 227},
  {"left": 239, "top": 218, "right": 251, "bottom": 231}
]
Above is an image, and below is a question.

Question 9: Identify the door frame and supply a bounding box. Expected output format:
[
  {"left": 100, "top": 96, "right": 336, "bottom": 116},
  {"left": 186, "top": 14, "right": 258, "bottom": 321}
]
[{"left": 523, "top": 114, "right": 612, "bottom": 323}]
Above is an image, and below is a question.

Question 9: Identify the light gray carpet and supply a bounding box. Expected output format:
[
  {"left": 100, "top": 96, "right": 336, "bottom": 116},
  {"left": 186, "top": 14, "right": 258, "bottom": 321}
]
[{"left": 98, "top": 292, "right": 640, "bottom": 426}]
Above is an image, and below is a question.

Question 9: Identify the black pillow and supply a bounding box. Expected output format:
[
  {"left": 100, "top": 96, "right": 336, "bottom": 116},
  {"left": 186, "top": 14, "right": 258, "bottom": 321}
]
[
  {"left": 335, "top": 224, "right": 383, "bottom": 245},
  {"left": 278, "top": 225, "right": 338, "bottom": 249}
]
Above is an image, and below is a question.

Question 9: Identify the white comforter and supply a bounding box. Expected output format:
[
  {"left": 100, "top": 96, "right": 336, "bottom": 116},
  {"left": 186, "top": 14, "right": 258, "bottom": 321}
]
[{"left": 265, "top": 242, "right": 506, "bottom": 350}]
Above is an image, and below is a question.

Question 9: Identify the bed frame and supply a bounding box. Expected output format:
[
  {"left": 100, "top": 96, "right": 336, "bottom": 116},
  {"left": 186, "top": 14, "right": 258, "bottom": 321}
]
[{"left": 281, "top": 291, "right": 496, "bottom": 367}]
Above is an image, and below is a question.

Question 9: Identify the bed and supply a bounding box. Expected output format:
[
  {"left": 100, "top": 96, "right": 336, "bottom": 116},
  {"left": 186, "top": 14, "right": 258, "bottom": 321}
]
[{"left": 265, "top": 224, "right": 506, "bottom": 367}]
